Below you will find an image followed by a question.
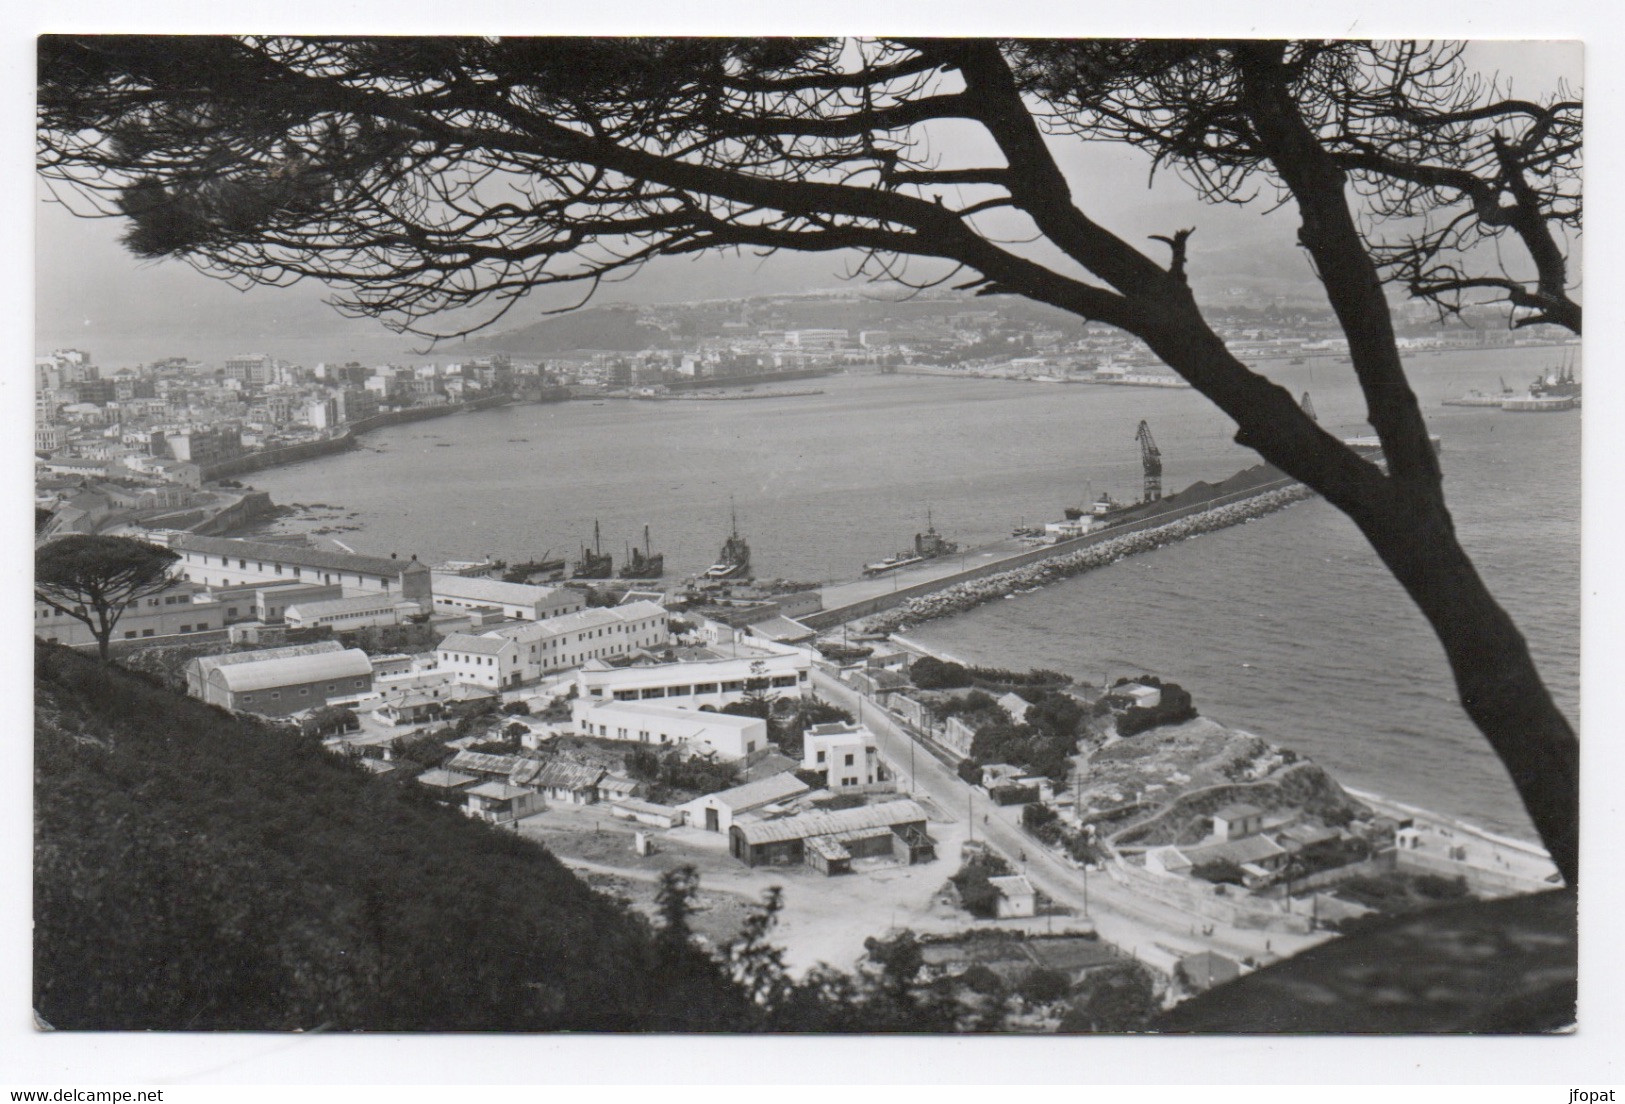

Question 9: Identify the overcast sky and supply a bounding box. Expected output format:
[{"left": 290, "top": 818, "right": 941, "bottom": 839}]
[{"left": 33, "top": 40, "right": 1581, "bottom": 366}]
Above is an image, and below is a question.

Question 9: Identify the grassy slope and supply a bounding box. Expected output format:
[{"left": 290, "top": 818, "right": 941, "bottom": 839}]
[{"left": 33, "top": 643, "right": 745, "bottom": 1031}]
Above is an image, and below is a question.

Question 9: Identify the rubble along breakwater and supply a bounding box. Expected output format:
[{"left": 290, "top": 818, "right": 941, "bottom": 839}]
[{"left": 859, "top": 483, "right": 1315, "bottom": 634}]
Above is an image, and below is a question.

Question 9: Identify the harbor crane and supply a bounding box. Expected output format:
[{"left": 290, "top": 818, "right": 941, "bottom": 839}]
[{"left": 1136, "top": 419, "right": 1162, "bottom": 503}]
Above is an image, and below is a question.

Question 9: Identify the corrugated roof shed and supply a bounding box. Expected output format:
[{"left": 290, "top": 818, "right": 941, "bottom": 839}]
[
  {"left": 191, "top": 640, "right": 344, "bottom": 676},
  {"left": 416, "top": 769, "right": 477, "bottom": 789},
  {"left": 447, "top": 750, "right": 529, "bottom": 776},
  {"left": 509, "top": 759, "right": 603, "bottom": 791},
  {"left": 212, "top": 648, "right": 373, "bottom": 692},
  {"left": 466, "top": 781, "right": 532, "bottom": 800},
  {"left": 734, "top": 799, "right": 927, "bottom": 846},
  {"left": 703, "top": 772, "right": 811, "bottom": 812}
]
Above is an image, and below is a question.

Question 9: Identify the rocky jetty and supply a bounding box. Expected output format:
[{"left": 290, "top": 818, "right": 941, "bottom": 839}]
[{"left": 860, "top": 484, "right": 1315, "bottom": 633}]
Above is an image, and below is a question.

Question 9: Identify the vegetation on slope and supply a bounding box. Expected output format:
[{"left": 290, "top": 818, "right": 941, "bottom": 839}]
[{"left": 33, "top": 643, "right": 746, "bottom": 1031}]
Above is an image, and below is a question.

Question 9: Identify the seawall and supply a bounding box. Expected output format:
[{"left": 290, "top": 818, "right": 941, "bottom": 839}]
[
  {"left": 198, "top": 396, "right": 514, "bottom": 481},
  {"left": 802, "top": 475, "right": 1310, "bottom": 631}
]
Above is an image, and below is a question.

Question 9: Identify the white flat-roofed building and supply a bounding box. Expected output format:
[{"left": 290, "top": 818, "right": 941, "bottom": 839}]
[
  {"left": 430, "top": 573, "right": 584, "bottom": 621},
  {"left": 491, "top": 600, "right": 669, "bottom": 681},
  {"left": 574, "top": 642, "right": 811, "bottom": 710},
  {"left": 801, "top": 721, "right": 892, "bottom": 793},
  {"left": 572, "top": 699, "right": 768, "bottom": 761},
  {"left": 284, "top": 592, "right": 422, "bottom": 631},
  {"left": 437, "top": 632, "right": 525, "bottom": 690},
  {"left": 204, "top": 647, "right": 374, "bottom": 716}
]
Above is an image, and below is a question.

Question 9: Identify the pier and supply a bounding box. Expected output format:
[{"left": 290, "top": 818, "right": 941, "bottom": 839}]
[{"left": 805, "top": 471, "right": 1306, "bottom": 631}]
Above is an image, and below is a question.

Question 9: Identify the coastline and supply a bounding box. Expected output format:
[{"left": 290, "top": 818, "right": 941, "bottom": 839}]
[{"left": 880, "top": 639, "right": 1555, "bottom": 888}]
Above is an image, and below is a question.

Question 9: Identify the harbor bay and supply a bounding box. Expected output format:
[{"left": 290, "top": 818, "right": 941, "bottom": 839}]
[{"left": 245, "top": 345, "right": 1579, "bottom": 843}]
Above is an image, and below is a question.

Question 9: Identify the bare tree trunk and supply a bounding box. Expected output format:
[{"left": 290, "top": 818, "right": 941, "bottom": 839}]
[{"left": 1228, "top": 42, "right": 1578, "bottom": 885}]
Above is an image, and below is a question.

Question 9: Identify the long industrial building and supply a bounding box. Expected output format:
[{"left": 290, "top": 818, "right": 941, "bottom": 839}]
[{"left": 169, "top": 534, "right": 433, "bottom": 609}]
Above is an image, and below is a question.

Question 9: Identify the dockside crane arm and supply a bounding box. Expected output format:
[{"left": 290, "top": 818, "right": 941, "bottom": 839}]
[{"left": 1136, "top": 419, "right": 1163, "bottom": 502}]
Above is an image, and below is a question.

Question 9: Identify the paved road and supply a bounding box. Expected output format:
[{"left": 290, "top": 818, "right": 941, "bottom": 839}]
[{"left": 813, "top": 668, "right": 1332, "bottom": 973}]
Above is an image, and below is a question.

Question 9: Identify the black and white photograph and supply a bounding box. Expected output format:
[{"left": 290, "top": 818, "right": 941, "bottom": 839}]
[{"left": 16, "top": 19, "right": 1612, "bottom": 1086}]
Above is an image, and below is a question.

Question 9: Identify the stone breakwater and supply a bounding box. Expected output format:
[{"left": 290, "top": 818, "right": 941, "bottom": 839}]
[{"left": 860, "top": 484, "right": 1316, "bottom": 634}]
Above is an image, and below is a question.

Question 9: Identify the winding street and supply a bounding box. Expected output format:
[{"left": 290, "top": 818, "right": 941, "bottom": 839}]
[{"left": 811, "top": 667, "right": 1333, "bottom": 974}]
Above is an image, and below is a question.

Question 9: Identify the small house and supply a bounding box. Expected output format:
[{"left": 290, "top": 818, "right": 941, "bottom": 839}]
[
  {"left": 988, "top": 874, "right": 1037, "bottom": 918},
  {"left": 509, "top": 758, "right": 603, "bottom": 805},
  {"left": 465, "top": 781, "right": 543, "bottom": 824},
  {"left": 1211, "top": 803, "right": 1265, "bottom": 841}
]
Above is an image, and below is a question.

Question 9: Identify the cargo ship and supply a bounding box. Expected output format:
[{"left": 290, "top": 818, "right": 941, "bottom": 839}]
[
  {"left": 1502, "top": 362, "right": 1581, "bottom": 411},
  {"left": 1444, "top": 377, "right": 1516, "bottom": 407},
  {"left": 502, "top": 552, "right": 566, "bottom": 583},
  {"left": 572, "top": 521, "right": 614, "bottom": 579},
  {"left": 863, "top": 513, "right": 959, "bottom": 576},
  {"left": 703, "top": 508, "right": 752, "bottom": 581},
  {"left": 620, "top": 525, "right": 665, "bottom": 579}
]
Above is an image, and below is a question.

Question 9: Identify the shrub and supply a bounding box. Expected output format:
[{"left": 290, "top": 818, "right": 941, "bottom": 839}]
[
  {"left": 1022, "top": 803, "right": 1059, "bottom": 832},
  {"left": 1190, "top": 859, "right": 1248, "bottom": 886},
  {"left": 956, "top": 759, "right": 983, "bottom": 786},
  {"left": 503, "top": 700, "right": 532, "bottom": 715},
  {"left": 909, "top": 654, "right": 972, "bottom": 689},
  {"left": 989, "top": 783, "right": 1039, "bottom": 807},
  {"left": 1415, "top": 873, "right": 1471, "bottom": 900},
  {"left": 1018, "top": 967, "right": 1072, "bottom": 1005},
  {"left": 951, "top": 866, "right": 1001, "bottom": 919}
]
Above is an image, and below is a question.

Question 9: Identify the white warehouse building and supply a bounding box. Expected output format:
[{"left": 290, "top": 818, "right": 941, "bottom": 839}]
[
  {"left": 430, "top": 574, "right": 585, "bottom": 621},
  {"left": 487, "top": 600, "right": 668, "bottom": 682},
  {"left": 572, "top": 699, "right": 768, "bottom": 761},
  {"left": 284, "top": 593, "right": 423, "bottom": 631},
  {"left": 573, "top": 643, "right": 811, "bottom": 710}
]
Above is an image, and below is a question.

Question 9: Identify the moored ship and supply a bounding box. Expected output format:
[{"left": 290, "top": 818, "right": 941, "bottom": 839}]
[
  {"left": 503, "top": 552, "right": 566, "bottom": 583},
  {"left": 572, "top": 520, "right": 614, "bottom": 579},
  {"left": 703, "top": 507, "right": 752, "bottom": 581},
  {"left": 620, "top": 525, "right": 665, "bottom": 579},
  {"left": 863, "top": 512, "right": 959, "bottom": 576},
  {"left": 1502, "top": 394, "right": 1578, "bottom": 412},
  {"left": 1503, "top": 362, "right": 1581, "bottom": 410},
  {"left": 1444, "top": 377, "right": 1516, "bottom": 407}
]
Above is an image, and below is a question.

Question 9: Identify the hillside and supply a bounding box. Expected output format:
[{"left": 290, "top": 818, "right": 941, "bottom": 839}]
[
  {"left": 32, "top": 643, "right": 747, "bottom": 1031},
  {"left": 473, "top": 305, "right": 658, "bottom": 355}
]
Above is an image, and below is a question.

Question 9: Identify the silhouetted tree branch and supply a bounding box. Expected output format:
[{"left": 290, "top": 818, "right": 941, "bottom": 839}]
[{"left": 37, "top": 35, "right": 1581, "bottom": 883}]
